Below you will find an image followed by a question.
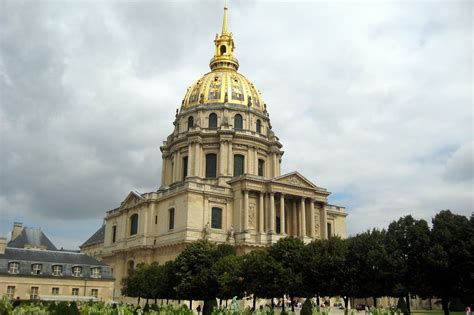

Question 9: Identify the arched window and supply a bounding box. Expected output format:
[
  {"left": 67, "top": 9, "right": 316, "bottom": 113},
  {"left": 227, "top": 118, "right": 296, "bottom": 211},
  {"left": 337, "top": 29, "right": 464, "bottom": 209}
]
[
  {"left": 127, "top": 261, "right": 135, "bottom": 273},
  {"left": 205, "top": 154, "right": 217, "bottom": 178},
  {"left": 256, "top": 119, "right": 261, "bottom": 134},
  {"left": 209, "top": 113, "right": 218, "bottom": 129},
  {"left": 220, "top": 45, "right": 227, "bottom": 55},
  {"left": 130, "top": 214, "right": 138, "bottom": 236},
  {"left": 187, "top": 116, "right": 194, "bottom": 130},
  {"left": 258, "top": 159, "right": 265, "bottom": 177},
  {"left": 169, "top": 208, "right": 175, "bottom": 230},
  {"left": 233, "top": 154, "right": 245, "bottom": 177},
  {"left": 234, "top": 114, "right": 243, "bottom": 129},
  {"left": 211, "top": 207, "right": 223, "bottom": 229}
]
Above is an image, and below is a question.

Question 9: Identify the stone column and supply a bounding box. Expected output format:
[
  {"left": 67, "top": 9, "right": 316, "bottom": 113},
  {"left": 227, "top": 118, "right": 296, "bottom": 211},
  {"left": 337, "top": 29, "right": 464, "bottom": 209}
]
[
  {"left": 187, "top": 143, "right": 194, "bottom": 177},
  {"left": 292, "top": 199, "right": 298, "bottom": 236},
  {"left": 219, "top": 140, "right": 226, "bottom": 176},
  {"left": 227, "top": 142, "right": 233, "bottom": 176},
  {"left": 280, "top": 194, "right": 285, "bottom": 235},
  {"left": 243, "top": 190, "right": 249, "bottom": 232},
  {"left": 320, "top": 206, "right": 328, "bottom": 239},
  {"left": 309, "top": 199, "right": 315, "bottom": 238},
  {"left": 300, "top": 198, "right": 306, "bottom": 237},
  {"left": 272, "top": 152, "right": 277, "bottom": 177},
  {"left": 160, "top": 154, "right": 167, "bottom": 186},
  {"left": 269, "top": 192, "right": 275, "bottom": 234},
  {"left": 194, "top": 141, "right": 201, "bottom": 178},
  {"left": 258, "top": 192, "right": 264, "bottom": 234}
]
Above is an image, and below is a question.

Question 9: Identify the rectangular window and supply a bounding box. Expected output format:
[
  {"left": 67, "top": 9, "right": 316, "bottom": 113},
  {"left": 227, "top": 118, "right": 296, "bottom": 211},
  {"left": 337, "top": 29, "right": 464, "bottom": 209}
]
[
  {"left": 7, "top": 286, "right": 15, "bottom": 299},
  {"left": 182, "top": 156, "right": 188, "bottom": 180},
  {"left": 30, "top": 287, "right": 39, "bottom": 300},
  {"left": 169, "top": 208, "right": 175, "bottom": 230},
  {"left": 8, "top": 262, "right": 19, "bottom": 274},
  {"left": 52, "top": 287, "right": 59, "bottom": 295},
  {"left": 155, "top": 215, "right": 158, "bottom": 224},
  {"left": 31, "top": 263, "right": 42, "bottom": 275},
  {"left": 72, "top": 288, "right": 79, "bottom": 296},
  {"left": 258, "top": 159, "right": 265, "bottom": 177},
  {"left": 205, "top": 154, "right": 217, "bottom": 178},
  {"left": 91, "top": 289, "right": 98, "bottom": 298},
  {"left": 233, "top": 154, "right": 245, "bottom": 177},
  {"left": 112, "top": 225, "right": 117, "bottom": 243},
  {"left": 211, "top": 207, "right": 223, "bottom": 229},
  {"left": 327, "top": 223, "right": 332, "bottom": 237}
]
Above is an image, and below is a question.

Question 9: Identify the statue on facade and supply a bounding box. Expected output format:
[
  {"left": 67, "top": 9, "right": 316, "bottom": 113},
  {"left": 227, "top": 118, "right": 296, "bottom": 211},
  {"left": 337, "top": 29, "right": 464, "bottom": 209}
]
[
  {"left": 227, "top": 224, "right": 235, "bottom": 241},
  {"left": 203, "top": 222, "right": 211, "bottom": 241}
]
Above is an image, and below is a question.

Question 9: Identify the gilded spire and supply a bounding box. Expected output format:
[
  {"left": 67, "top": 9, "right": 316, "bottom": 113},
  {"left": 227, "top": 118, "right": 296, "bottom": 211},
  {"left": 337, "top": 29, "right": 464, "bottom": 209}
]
[
  {"left": 209, "top": 2, "right": 239, "bottom": 71},
  {"left": 222, "top": 3, "right": 229, "bottom": 35}
]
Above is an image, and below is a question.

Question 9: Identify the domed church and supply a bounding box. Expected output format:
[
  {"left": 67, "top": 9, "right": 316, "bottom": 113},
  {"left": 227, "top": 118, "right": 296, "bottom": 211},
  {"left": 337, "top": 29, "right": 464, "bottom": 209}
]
[{"left": 81, "top": 5, "right": 347, "bottom": 298}]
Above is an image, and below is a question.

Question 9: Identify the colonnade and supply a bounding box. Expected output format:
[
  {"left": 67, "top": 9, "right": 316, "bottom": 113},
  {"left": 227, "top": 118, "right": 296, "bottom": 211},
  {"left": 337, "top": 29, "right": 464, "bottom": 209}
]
[{"left": 241, "top": 190, "right": 328, "bottom": 239}]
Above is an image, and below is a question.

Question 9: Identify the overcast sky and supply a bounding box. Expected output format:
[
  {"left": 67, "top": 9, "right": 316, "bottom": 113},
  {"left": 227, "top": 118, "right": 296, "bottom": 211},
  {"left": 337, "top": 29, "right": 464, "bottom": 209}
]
[{"left": 1, "top": 0, "right": 472, "bottom": 249}]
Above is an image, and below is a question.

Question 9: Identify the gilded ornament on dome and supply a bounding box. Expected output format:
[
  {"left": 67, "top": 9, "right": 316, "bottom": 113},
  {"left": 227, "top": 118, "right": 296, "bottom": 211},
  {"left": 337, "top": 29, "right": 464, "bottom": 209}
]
[
  {"left": 189, "top": 83, "right": 200, "bottom": 103},
  {"left": 208, "top": 75, "right": 222, "bottom": 100},
  {"left": 231, "top": 76, "right": 244, "bottom": 101}
]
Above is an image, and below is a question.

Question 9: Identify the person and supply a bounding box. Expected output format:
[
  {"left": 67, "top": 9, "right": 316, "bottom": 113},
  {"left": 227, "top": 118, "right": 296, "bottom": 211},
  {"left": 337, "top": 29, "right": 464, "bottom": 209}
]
[
  {"left": 12, "top": 297, "right": 21, "bottom": 308},
  {"left": 196, "top": 305, "right": 202, "bottom": 315},
  {"left": 465, "top": 306, "right": 471, "bottom": 315},
  {"left": 365, "top": 305, "right": 370, "bottom": 315}
]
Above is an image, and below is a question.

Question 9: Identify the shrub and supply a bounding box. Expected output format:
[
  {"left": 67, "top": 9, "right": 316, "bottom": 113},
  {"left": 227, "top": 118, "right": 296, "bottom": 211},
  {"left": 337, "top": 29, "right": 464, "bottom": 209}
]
[
  {"left": 301, "top": 298, "right": 313, "bottom": 315},
  {"left": 396, "top": 297, "right": 408, "bottom": 315}
]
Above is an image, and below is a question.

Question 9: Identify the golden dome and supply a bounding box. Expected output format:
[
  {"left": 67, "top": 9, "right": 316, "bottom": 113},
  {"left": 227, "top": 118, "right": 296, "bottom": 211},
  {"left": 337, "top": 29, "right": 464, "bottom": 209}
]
[{"left": 180, "top": 5, "right": 265, "bottom": 112}]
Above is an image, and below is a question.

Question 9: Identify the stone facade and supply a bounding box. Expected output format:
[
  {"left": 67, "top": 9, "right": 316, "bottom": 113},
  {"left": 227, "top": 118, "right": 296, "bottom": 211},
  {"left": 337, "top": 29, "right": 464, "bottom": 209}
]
[{"left": 81, "top": 5, "right": 347, "bottom": 301}]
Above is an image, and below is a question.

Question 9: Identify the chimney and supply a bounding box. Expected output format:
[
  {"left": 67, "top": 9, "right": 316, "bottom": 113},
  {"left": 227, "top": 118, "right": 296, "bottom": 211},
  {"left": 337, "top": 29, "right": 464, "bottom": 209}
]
[
  {"left": 11, "top": 222, "right": 23, "bottom": 241},
  {"left": 0, "top": 237, "right": 6, "bottom": 255}
]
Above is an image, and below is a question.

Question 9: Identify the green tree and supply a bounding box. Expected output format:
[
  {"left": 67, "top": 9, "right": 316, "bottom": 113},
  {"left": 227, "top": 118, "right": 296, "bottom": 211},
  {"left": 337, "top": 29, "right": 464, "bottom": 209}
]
[
  {"left": 428, "top": 210, "right": 474, "bottom": 315},
  {"left": 211, "top": 255, "right": 245, "bottom": 302},
  {"left": 344, "top": 229, "right": 391, "bottom": 305},
  {"left": 268, "top": 237, "right": 306, "bottom": 311},
  {"left": 385, "top": 215, "right": 431, "bottom": 312},
  {"left": 121, "top": 263, "right": 148, "bottom": 304},
  {"left": 173, "top": 240, "right": 235, "bottom": 314},
  {"left": 242, "top": 250, "right": 289, "bottom": 309}
]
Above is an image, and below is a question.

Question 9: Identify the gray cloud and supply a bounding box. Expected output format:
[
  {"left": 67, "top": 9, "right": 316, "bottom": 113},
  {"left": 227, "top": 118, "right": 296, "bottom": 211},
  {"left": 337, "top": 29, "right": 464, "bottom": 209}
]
[{"left": 1, "top": 0, "right": 472, "bottom": 247}]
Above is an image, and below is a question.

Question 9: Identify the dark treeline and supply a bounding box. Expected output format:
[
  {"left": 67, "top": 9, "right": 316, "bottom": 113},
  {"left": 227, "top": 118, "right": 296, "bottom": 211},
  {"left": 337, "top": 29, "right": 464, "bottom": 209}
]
[{"left": 122, "top": 210, "right": 474, "bottom": 315}]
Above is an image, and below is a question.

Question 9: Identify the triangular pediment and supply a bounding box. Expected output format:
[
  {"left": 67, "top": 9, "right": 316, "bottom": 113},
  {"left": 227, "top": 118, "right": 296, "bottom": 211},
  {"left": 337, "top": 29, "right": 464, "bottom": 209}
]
[
  {"left": 119, "top": 191, "right": 144, "bottom": 210},
  {"left": 273, "top": 172, "right": 318, "bottom": 189}
]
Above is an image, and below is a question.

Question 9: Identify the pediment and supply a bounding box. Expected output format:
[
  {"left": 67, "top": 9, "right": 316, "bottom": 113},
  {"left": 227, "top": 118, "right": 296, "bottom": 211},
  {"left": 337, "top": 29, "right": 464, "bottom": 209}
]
[
  {"left": 119, "top": 191, "right": 144, "bottom": 210},
  {"left": 273, "top": 172, "right": 318, "bottom": 189}
]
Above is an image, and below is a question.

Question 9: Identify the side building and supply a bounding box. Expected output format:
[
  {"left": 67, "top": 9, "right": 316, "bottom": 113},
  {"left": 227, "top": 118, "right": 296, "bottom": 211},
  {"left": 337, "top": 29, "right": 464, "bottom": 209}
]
[{"left": 0, "top": 223, "right": 114, "bottom": 302}]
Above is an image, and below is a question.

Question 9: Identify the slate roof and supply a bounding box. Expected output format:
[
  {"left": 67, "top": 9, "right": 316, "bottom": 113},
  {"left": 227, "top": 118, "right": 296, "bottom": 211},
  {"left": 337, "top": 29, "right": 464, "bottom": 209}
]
[
  {"left": 8, "top": 227, "right": 57, "bottom": 251},
  {"left": 80, "top": 225, "right": 105, "bottom": 248},
  {"left": 0, "top": 248, "right": 113, "bottom": 279}
]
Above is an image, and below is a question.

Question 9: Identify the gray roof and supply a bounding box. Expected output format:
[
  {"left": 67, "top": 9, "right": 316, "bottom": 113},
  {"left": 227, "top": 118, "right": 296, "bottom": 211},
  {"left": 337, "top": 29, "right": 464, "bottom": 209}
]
[
  {"left": 0, "top": 248, "right": 113, "bottom": 279},
  {"left": 79, "top": 224, "right": 105, "bottom": 248},
  {"left": 8, "top": 227, "right": 57, "bottom": 251},
  {"left": 80, "top": 225, "right": 105, "bottom": 248}
]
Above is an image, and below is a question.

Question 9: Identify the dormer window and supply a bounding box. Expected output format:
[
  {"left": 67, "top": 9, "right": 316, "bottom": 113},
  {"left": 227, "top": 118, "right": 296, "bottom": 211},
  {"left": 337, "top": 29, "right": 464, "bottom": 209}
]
[
  {"left": 72, "top": 266, "right": 82, "bottom": 277},
  {"left": 91, "top": 267, "right": 101, "bottom": 278},
  {"left": 8, "top": 262, "right": 19, "bottom": 274},
  {"left": 31, "top": 263, "right": 42, "bottom": 275},
  {"left": 52, "top": 265, "right": 63, "bottom": 276}
]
